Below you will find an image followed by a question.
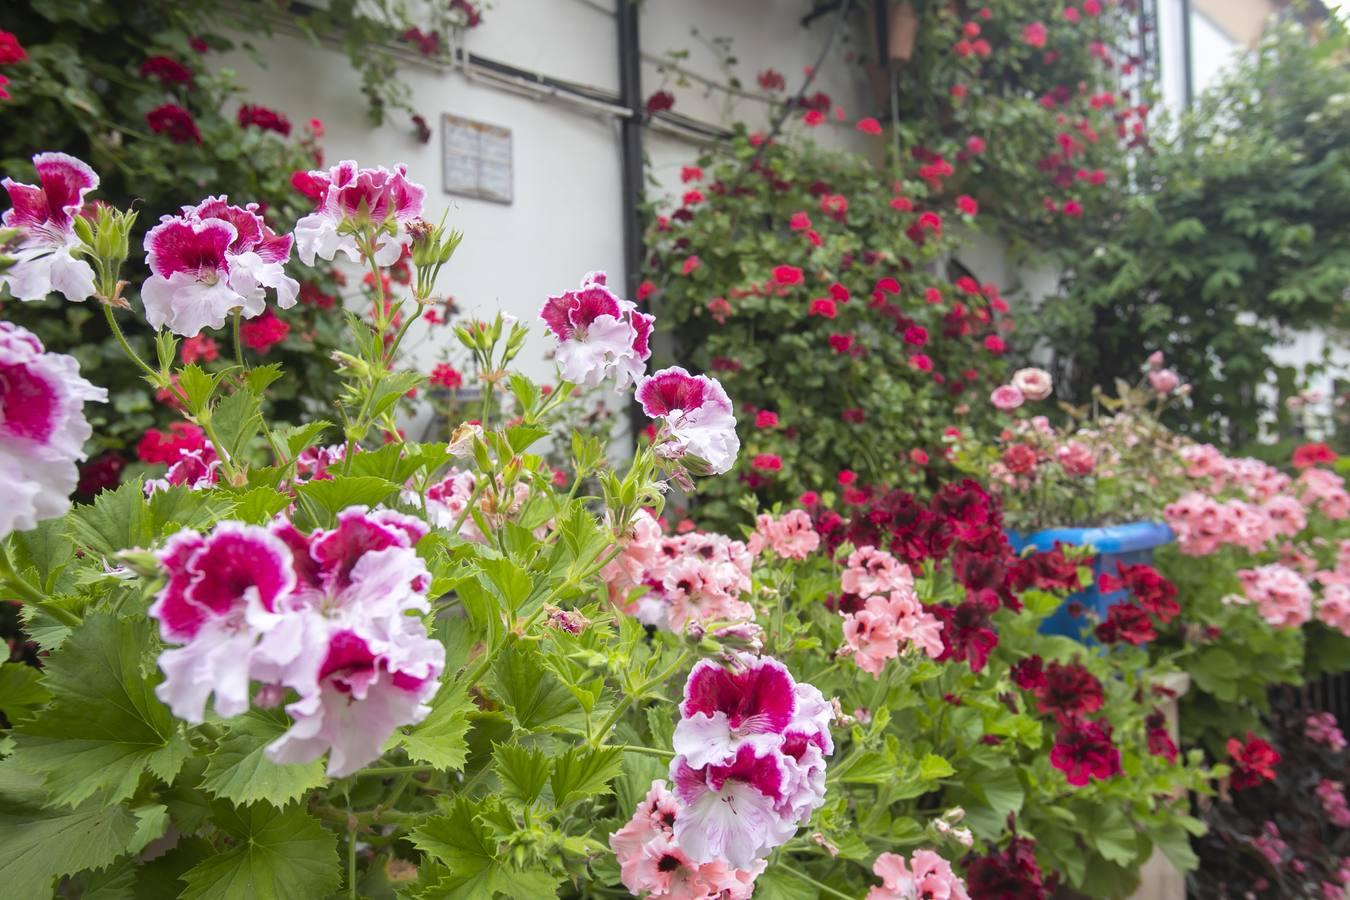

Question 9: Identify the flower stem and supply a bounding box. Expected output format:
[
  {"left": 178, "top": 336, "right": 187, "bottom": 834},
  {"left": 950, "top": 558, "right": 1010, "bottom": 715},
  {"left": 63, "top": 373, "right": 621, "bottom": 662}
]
[
  {"left": 351, "top": 764, "right": 438, "bottom": 777},
  {"left": 608, "top": 744, "right": 675, "bottom": 760},
  {"left": 0, "top": 544, "right": 80, "bottom": 627},
  {"left": 102, "top": 303, "right": 158, "bottom": 381},
  {"left": 232, "top": 310, "right": 246, "bottom": 371},
  {"left": 780, "top": 864, "right": 855, "bottom": 900}
]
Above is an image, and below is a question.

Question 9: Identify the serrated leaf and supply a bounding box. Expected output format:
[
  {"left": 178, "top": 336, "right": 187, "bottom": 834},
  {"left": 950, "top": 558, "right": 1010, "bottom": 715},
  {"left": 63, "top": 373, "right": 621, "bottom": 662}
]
[
  {"left": 147, "top": 484, "right": 230, "bottom": 536},
  {"left": 919, "top": 752, "right": 955, "bottom": 781},
  {"left": 480, "top": 556, "right": 532, "bottom": 613},
  {"left": 550, "top": 746, "right": 623, "bottom": 808},
  {"left": 492, "top": 742, "right": 552, "bottom": 807},
  {"left": 228, "top": 487, "right": 294, "bottom": 524},
  {"left": 8, "top": 614, "right": 189, "bottom": 807},
  {"left": 830, "top": 750, "right": 895, "bottom": 784},
  {"left": 491, "top": 643, "right": 584, "bottom": 733},
  {"left": 199, "top": 711, "right": 327, "bottom": 806},
  {"left": 211, "top": 388, "right": 263, "bottom": 465},
  {"left": 179, "top": 802, "right": 339, "bottom": 900},
  {"left": 0, "top": 662, "right": 49, "bottom": 722},
  {"left": 177, "top": 365, "right": 220, "bottom": 414},
  {"left": 280, "top": 420, "right": 335, "bottom": 459},
  {"left": 9, "top": 519, "right": 75, "bottom": 590},
  {"left": 409, "top": 797, "right": 495, "bottom": 876},
  {"left": 400, "top": 678, "right": 474, "bottom": 771},
  {"left": 0, "top": 800, "right": 139, "bottom": 900},
  {"left": 65, "top": 479, "right": 151, "bottom": 557},
  {"left": 244, "top": 364, "right": 283, "bottom": 394},
  {"left": 1089, "top": 805, "right": 1139, "bottom": 866},
  {"left": 295, "top": 475, "right": 398, "bottom": 521}
]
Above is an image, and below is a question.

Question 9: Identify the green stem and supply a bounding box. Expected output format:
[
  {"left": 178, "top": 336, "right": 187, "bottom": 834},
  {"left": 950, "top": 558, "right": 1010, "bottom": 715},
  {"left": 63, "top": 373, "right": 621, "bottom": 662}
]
[
  {"left": 232, "top": 310, "right": 246, "bottom": 371},
  {"left": 385, "top": 302, "right": 423, "bottom": 364},
  {"left": 347, "top": 817, "right": 358, "bottom": 900},
  {"left": 780, "top": 863, "right": 856, "bottom": 900},
  {"left": 103, "top": 303, "right": 159, "bottom": 382},
  {"left": 0, "top": 545, "right": 80, "bottom": 627},
  {"left": 608, "top": 744, "right": 675, "bottom": 760},
  {"left": 351, "top": 764, "right": 438, "bottom": 777}
]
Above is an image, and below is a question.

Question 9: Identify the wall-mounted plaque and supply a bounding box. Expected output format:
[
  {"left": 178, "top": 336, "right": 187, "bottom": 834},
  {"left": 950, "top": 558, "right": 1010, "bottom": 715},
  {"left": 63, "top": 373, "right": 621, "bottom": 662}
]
[{"left": 442, "top": 113, "right": 513, "bottom": 204}]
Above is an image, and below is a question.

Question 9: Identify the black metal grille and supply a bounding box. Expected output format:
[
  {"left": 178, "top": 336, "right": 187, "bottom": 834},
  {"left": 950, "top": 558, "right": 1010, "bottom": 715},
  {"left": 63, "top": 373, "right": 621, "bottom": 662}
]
[{"left": 1272, "top": 673, "right": 1350, "bottom": 732}]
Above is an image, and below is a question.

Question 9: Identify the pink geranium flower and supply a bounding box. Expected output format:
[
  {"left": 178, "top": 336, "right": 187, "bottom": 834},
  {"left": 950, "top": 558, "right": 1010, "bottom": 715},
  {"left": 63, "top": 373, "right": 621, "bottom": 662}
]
[
  {"left": 673, "top": 658, "right": 797, "bottom": 769},
  {"left": 869, "top": 850, "right": 970, "bottom": 900},
  {"left": 637, "top": 366, "right": 740, "bottom": 475},
  {"left": 0, "top": 321, "right": 107, "bottom": 538},
  {"left": 292, "top": 160, "right": 426, "bottom": 266},
  {"left": 1, "top": 152, "right": 100, "bottom": 303},
  {"left": 539, "top": 271, "right": 653, "bottom": 389}
]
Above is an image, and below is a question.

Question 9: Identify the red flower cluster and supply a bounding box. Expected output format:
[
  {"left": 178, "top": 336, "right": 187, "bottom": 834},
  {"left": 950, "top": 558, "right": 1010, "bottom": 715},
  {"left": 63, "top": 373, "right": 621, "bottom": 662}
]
[
  {"left": 239, "top": 309, "right": 290, "bottom": 353},
  {"left": 1034, "top": 661, "right": 1104, "bottom": 723},
  {"left": 1227, "top": 733, "right": 1281, "bottom": 791},
  {"left": 965, "top": 835, "right": 1052, "bottom": 899},
  {"left": 1094, "top": 602, "right": 1155, "bottom": 644},
  {"left": 1292, "top": 441, "right": 1338, "bottom": 470},
  {"left": 1010, "top": 543, "right": 1084, "bottom": 593},
  {"left": 429, "top": 363, "right": 463, "bottom": 389},
  {"left": 137, "top": 422, "right": 208, "bottom": 465},
  {"left": 1145, "top": 710, "right": 1178, "bottom": 763},
  {"left": 140, "top": 55, "right": 193, "bottom": 86},
  {"left": 1095, "top": 562, "right": 1179, "bottom": 645},
  {"left": 644, "top": 90, "right": 674, "bottom": 114},
  {"left": 238, "top": 103, "right": 292, "bottom": 136},
  {"left": 146, "top": 104, "right": 201, "bottom": 144},
  {"left": 1049, "top": 717, "right": 1121, "bottom": 786}
]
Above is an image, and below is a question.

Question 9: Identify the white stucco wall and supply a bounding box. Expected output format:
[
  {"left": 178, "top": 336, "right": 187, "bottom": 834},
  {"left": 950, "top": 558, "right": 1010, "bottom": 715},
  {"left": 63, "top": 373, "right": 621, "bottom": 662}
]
[{"left": 214, "top": 1, "right": 874, "bottom": 437}]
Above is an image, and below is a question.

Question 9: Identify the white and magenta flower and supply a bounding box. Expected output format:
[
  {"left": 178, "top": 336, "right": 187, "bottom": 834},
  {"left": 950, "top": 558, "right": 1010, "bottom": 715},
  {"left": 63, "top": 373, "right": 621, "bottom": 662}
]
[
  {"left": 148, "top": 506, "right": 444, "bottom": 777},
  {"left": 636, "top": 367, "right": 739, "bottom": 475},
  {"left": 666, "top": 656, "right": 831, "bottom": 869},
  {"left": 0, "top": 321, "right": 106, "bottom": 539},
  {"left": 292, "top": 160, "right": 426, "bottom": 267},
  {"left": 142, "top": 197, "right": 299, "bottom": 337},
  {"left": 539, "top": 271, "right": 654, "bottom": 390},
  {"left": 671, "top": 744, "right": 795, "bottom": 869},
  {"left": 1, "top": 152, "right": 99, "bottom": 303},
  {"left": 673, "top": 657, "right": 797, "bottom": 769},
  {"left": 149, "top": 523, "right": 300, "bottom": 722}
]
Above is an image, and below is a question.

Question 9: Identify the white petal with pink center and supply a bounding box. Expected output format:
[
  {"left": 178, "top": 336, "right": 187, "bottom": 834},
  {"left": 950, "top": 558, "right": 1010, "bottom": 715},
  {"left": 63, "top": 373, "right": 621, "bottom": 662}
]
[
  {"left": 1, "top": 152, "right": 100, "bottom": 303},
  {"left": 637, "top": 367, "right": 740, "bottom": 475}
]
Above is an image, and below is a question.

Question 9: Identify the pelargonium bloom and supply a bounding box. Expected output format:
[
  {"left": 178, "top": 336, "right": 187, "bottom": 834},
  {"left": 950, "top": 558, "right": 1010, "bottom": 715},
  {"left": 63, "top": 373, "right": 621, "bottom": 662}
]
[
  {"left": 668, "top": 656, "right": 831, "bottom": 868},
  {"left": 0, "top": 321, "right": 107, "bottom": 538},
  {"left": 1227, "top": 732, "right": 1281, "bottom": 790},
  {"left": 539, "top": 271, "right": 653, "bottom": 389},
  {"left": 637, "top": 366, "right": 740, "bottom": 475},
  {"left": 1050, "top": 718, "right": 1121, "bottom": 786},
  {"left": 868, "top": 850, "right": 970, "bottom": 900},
  {"left": 1, "top": 152, "right": 100, "bottom": 303},
  {"left": 142, "top": 197, "right": 298, "bottom": 336},
  {"left": 292, "top": 160, "right": 426, "bottom": 266},
  {"left": 748, "top": 509, "right": 819, "bottom": 560}
]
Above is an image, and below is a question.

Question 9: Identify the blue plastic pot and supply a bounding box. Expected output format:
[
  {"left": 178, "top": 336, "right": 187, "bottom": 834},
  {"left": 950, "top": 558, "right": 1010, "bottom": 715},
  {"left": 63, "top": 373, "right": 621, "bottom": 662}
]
[{"left": 1005, "top": 521, "right": 1174, "bottom": 640}]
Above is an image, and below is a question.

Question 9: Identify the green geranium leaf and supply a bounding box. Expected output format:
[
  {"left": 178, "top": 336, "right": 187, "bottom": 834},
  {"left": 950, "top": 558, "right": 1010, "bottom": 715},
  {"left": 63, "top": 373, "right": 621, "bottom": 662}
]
[
  {"left": 0, "top": 800, "right": 140, "bottom": 900},
  {"left": 179, "top": 802, "right": 339, "bottom": 900},
  {"left": 296, "top": 475, "right": 398, "bottom": 521},
  {"left": 65, "top": 479, "right": 151, "bottom": 558},
  {"left": 491, "top": 643, "right": 584, "bottom": 733},
  {"left": 400, "top": 678, "right": 475, "bottom": 771},
  {"left": 199, "top": 711, "right": 328, "bottom": 807},
  {"left": 551, "top": 746, "right": 624, "bottom": 809},
  {"left": 492, "top": 742, "right": 552, "bottom": 807},
  {"left": 8, "top": 614, "right": 189, "bottom": 807}
]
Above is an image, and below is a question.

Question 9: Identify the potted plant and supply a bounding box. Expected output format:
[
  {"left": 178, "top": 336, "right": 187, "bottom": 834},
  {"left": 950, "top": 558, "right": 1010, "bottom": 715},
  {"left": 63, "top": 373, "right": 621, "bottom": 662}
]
[{"left": 955, "top": 356, "right": 1191, "bottom": 639}]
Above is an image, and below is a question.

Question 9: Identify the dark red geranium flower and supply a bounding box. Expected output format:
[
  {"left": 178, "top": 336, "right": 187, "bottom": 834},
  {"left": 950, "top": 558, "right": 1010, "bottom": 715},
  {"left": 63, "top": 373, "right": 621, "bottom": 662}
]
[
  {"left": 1227, "top": 732, "right": 1280, "bottom": 790},
  {"left": 645, "top": 90, "right": 675, "bottom": 114},
  {"left": 1050, "top": 718, "right": 1121, "bottom": 786},
  {"left": 934, "top": 590, "right": 1000, "bottom": 672},
  {"left": 1099, "top": 562, "right": 1179, "bottom": 623},
  {"left": 1011, "top": 544, "right": 1084, "bottom": 593},
  {"left": 139, "top": 55, "right": 193, "bottom": 86},
  {"left": 0, "top": 30, "right": 27, "bottom": 65},
  {"left": 1292, "top": 442, "right": 1337, "bottom": 470},
  {"left": 146, "top": 103, "right": 202, "bottom": 144},
  {"left": 137, "top": 422, "right": 208, "bottom": 466},
  {"left": 1146, "top": 711, "right": 1178, "bottom": 764},
  {"left": 238, "top": 103, "right": 292, "bottom": 136},
  {"left": 78, "top": 451, "right": 126, "bottom": 496},
  {"left": 1010, "top": 655, "right": 1046, "bottom": 692},
  {"left": 1034, "top": 661, "right": 1103, "bottom": 722},
  {"left": 448, "top": 0, "right": 482, "bottom": 27},
  {"left": 1094, "top": 602, "right": 1156, "bottom": 645},
  {"left": 965, "top": 835, "right": 1052, "bottom": 899},
  {"left": 757, "top": 68, "right": 786, "bottom": 92}
]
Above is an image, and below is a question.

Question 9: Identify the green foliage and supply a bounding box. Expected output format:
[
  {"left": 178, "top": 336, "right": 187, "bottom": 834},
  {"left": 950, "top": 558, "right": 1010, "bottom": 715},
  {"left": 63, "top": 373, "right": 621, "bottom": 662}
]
[
  {"left": 178, "top": 802, "right": 340, "bottom": 900},
  {"left": 1034, "top": 16, "right": 1350, "bottom": 444}
]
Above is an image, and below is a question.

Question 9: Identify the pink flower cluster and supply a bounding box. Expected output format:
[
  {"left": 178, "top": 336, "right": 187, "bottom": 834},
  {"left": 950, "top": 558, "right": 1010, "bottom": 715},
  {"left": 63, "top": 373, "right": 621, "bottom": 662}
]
[
  {"left": 837, "top": 547, "right": 944, "bottom": 678},
  {"left": 292, "top": 160, "right": 426, "bottom": 267},
  {"left": 1164, "top": 491, "right": 1283, "bottom": 556},
  {"left": 1231, "top": 564, "right": 1313, "bottom": 628},
  {"left": 867, "top": 850, "right": 970, "bottom": 900},
  {"left": 609, "top": 780, "right": 764, "bottom": 899},
  {"left": 1306, "top": 712, "right": 1348, "bottom": 751},
  {"left": 0, "top": 321, "right": 106, "bottom": 538},
  {"left": 143, "top": 196, "right": 299, "bottom": 337},
  {"left": 1298, "top": 467, "right": 1350, "bottom": 520},
  {"left": 603, "top": 510, "right": 754, "bottom": 633},
  {"left": 668, "top": 657, "right": 832, "bottom": 867},
  {"left": 1179, "top": 444, "right": 1291, "bottom": 501},
  {"left": 1317, "top": 779, "right": 1350, "bottom": 828},
  {"left": 539, "top": 271, "right": 654, "bottom": 390},
  {"left": 148, "top": 506, "right": 443, "bottom": 777},
  {"left": 748, "top": 509, "right": 820, "bottom": 560}
]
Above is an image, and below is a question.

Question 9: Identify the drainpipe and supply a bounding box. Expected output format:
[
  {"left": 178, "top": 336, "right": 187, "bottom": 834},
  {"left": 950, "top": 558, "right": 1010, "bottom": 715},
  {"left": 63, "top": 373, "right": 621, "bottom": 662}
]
[
  {"left": 1180, "top": 0, "right": 1194, "bottom": 108},
  {"left": 617, "top": 0, "right": 645, "bottom": 443}
]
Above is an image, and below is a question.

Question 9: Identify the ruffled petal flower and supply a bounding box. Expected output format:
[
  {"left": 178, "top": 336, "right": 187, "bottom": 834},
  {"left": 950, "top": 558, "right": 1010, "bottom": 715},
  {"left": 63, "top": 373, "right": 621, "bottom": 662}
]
[
  {"left": 1, "top": 152, "right": 100, "bottom": 302},
  {"left": 539, "top": 272, "right": 653, "bottom": 389},
  {"left": 637, "top": 366, "right": 739, "bottom": 475},
  {"left": 291, "top": 160, "right": 425, "bottom": 266},
  {"left": 0, "top": 322, "right": 106, "bottom": 538}
]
